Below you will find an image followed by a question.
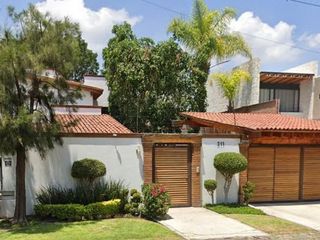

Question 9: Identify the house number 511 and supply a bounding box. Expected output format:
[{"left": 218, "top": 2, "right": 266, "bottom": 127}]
[{"left": 217, "top": 141, "right": 225, "bottom": 148}]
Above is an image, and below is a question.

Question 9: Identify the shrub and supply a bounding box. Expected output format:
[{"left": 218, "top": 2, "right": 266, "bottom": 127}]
[
  {"left": 36, "top": 179, "right": 128, "bottom": 208},
  {"left": 242, "top": 181, "right": 255, "bottom": 205},
  {"left": 104, "top": 179, "right": 129, "bottom": 212},
  {"left": 85, "top": 199, "right": 121, "bottom": 219},
  {"left": 142, "top": 183, "right": 170, "bottom": 220},
  {"left": 71, "top": 158, "right": 106, "bottom": 182},
  {"left": 204, "top": 179, "right": 217, "bottom": 204},
  {"left": 125, "top": 189, "right": 142, "bottom": 216},
  {"left": 34, "top": 204, "right": 87, "bottom": 221},
  {"left": 34, "top": 200, "right": 120, "bottom": 221},
  {"left": 214, "top": 152, "right": 247, "bottom": 202},
  {"left": 36, "top": 186, "right": 75, "bottom": 204}
]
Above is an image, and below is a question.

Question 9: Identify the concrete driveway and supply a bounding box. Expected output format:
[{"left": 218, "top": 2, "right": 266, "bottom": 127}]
[
  {"left": 160, "top": 207, "right": 267, "bottom": 239},
  {"left": 253, "top": 202, "right": 320, "bottom": 231}
]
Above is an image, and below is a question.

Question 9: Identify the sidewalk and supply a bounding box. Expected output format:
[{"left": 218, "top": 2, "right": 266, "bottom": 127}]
[{"left": 160, "top": 207, "right": 268, "bottom": 240}]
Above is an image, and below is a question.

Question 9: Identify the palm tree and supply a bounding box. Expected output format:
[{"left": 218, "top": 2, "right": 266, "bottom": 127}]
[
  {"left": 168, "top": 0, "right": 251, "bottom": 111},
  {"left": 210, "top": 69, "right": 251, "bottom": 112}
]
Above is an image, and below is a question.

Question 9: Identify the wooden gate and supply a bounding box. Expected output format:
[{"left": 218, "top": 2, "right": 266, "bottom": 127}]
[{"left": 153, "top": 143, "right": 191, "bottom": 207}]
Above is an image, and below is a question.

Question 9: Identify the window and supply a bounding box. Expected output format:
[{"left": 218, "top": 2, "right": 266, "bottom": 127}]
[{"left": 259, "top": 83, "right": 300, "bottom": 112}]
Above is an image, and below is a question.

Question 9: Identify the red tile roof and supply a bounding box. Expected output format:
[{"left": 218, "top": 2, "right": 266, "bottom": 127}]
[
  {"left": 56, "top": 114, "right": 133, "bottom": 135},
  {"left": 180, "top": 112, "right": 320, "bottom": 132}
]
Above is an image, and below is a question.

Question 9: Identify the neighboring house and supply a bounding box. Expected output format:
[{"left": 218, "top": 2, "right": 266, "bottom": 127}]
[
  {"left": 180, "top": 112, "right": 320, "bottom": 203},
  {"left": 207, "top": 59, "right": 320, "bottom": 119},
  {"left": 0, "top": 73, "right": 142, "bottom": 218}
]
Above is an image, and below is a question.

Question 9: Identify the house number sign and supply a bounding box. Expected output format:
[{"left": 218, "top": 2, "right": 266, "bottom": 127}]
[{"left": 4, "top": 158, "right": 12, "bottom": 167}]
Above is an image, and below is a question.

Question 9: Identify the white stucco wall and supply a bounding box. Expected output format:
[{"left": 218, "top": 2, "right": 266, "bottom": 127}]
[
  {"left": 283, "top": 61, "right": 319, "bottom": 119},
  {"left": 201, "top": 138, "right": 241, "bottom": 205},
  {"left": 0, "top": 137, "right": 143, "bottom": 217},
  {"left": 84, "top": 76, "right": 109, "bottom": 107},
  {"left": 75, "top": 90, "right": 94, "bottom": 105},
  {"left": 207, "top": 58, "right": 260, "bottom": 112}
]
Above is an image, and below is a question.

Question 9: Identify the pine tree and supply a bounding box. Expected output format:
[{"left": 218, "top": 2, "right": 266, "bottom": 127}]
[{"left": 0, "top": 5, "right": 83, "bottom": 223}]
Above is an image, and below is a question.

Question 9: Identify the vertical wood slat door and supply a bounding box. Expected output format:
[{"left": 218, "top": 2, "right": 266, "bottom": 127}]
[
  {"left": 154, "top": 144, "right": 191, "bottom": 207},
  {"left": 248, "top": 147, "right": 274, "bottom": 202},
  {"left": 274, "top": 147, "right": 300, "bottom": 201},
  {"left": 303, "top": 147, "right": 320, "bottom": 200}
]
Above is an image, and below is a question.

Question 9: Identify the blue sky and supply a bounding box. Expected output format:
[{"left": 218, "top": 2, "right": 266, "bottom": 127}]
[{"left": 1, "top": 0, "right": 320, "bottom": 71}]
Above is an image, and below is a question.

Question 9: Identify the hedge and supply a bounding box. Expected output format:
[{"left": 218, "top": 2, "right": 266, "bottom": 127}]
[{"left": 34, "top": 199, "right": 120, "bottom": 221}]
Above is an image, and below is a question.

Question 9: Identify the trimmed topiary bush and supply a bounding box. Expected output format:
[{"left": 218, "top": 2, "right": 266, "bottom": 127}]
[
  {"left": 214, "top": 152, "right": 247, "bottom": 202},
  {"left": 71, "top": 158, "right": 106, "bottom": 182},
  {"left": 204, "top": 179, "right": 217, "bottom": 204},
  {"left": 125, "top": 189, "right": 143, "bottom": 216}
]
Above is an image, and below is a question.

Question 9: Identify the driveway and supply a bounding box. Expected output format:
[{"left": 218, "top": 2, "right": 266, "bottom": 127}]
[
  {"left": 253, "top": 202, "right": 320, "bottom": 231},
  {"left": 159, "top": 207, "right": 267, "bottom": 239}
]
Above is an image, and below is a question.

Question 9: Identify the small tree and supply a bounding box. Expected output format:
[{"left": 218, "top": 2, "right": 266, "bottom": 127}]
[
  {"left": 214, "top": 152, "right": 247, "bottom": 202},
  {"left": 210, "top": 69, "right": 251, "bottom": 112},
  {"left": 242, "top": 181, "right": 255, "bottom": 205},
  {"left": 204, "top": 179, "right": 217, "bottom": 205},
  {"left": 71, "top": 158, "right": 106, "bottom": 183}
]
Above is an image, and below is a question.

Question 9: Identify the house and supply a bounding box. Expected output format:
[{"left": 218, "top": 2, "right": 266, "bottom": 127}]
[
  {"left": 180, "top": 112, "right": 320, "bottom": 203},
  {"left": 207, "top": 60, "right": 320, "bottom": 119},
  {"left": 2, "top": 69, "right": 320, "bottom": 218},
  {"left": 0, "top": 75, "right": 143, "bottom": 218}
]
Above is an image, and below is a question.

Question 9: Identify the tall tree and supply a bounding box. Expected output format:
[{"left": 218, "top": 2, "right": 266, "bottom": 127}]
[
  {"left": 71, "top": 37, "right": 99, "bottom": 81},
  {"left": 210, "top": 69, "right": 251, "bottom": 112},
  {"left": 103, "top": 23, "right": 202, "bottom": 132},
  {"left": 168, "top": 0, "right": 251, "bottom": 111},
  {"left": 0, "top": 5, "right": 82, "bottom": 223}
]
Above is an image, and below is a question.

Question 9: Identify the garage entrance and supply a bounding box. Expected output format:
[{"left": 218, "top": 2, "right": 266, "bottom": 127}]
[
  {"left": 153, "top": 143, "right": 191, "bottom": 207},
  {"left": 248, "top": 146, "right": 320, "bottom": 202}
]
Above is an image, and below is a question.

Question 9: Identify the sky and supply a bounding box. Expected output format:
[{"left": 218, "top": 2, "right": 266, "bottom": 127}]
[{"left": 1, "top": 0, "right": 320, "bottom": 72}]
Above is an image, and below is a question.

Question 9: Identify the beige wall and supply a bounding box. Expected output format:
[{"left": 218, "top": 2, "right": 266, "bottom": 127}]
[{"left": 207, "top": 58, "right": 261, "bottom": 112}]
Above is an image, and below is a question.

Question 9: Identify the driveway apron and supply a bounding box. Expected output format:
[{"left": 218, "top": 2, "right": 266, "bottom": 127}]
[{"left": 159, "top": 207, "right": 267, "bottom": 240}]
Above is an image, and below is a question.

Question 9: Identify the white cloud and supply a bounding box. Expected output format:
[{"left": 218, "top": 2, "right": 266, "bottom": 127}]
[
  {"left": 299, "top": 33, "right": 320, "bottom": 49},
  {"left": 36, "top": 0, "right": 141, "bottom": 63},
  {"left": 229, "top": 12, "right": 302, "bottom": 65}
]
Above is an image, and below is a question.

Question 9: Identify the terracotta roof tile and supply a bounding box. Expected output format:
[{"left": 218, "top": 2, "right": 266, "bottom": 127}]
[
  {"left": 180, "top": 112, "right": 320, "bottom": 132},
  {"left": 56, "top": 114, "right": 132, "bottom": 135}
]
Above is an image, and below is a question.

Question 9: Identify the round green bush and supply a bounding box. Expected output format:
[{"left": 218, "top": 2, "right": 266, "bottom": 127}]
[
  {"left": 204, "top": 179, "right": 217, "bottom": 192},
  {"left": 71, "top": 158, "right": 106, "bottom": 181},
  {"left": 214, "top": 152, "right": 247, "bottom": 176}
]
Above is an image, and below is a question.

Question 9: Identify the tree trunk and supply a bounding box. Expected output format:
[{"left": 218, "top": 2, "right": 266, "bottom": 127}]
[
  {"left": 14, "top": 144, "right": 27, "bottom": 224},
  {"left": 195, "top": 61, "right": 210, "bottom": 112},
  {"left": 223, "top": 177, "right": 232, "bottom": 203},
  {"left": 211, "top": 192, "right": 214, "bottom": 205},
  {"left": 227, "top": 100, "right": 234, "bottom": 113}
]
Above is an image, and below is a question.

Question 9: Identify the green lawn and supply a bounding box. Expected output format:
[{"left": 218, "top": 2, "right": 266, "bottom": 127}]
[
  {"left": 207, "top": 204, "right": 318, "bottom": 237},
  {"left": 0, "top": 218, "right": 181, "bottom": 240},
  {"left": 206, "top": 203, "right": 265, "bottom": 215}
]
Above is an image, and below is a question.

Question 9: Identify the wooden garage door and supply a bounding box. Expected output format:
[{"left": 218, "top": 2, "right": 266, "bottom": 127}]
[
  {"left": 153, "top": 144, "right": 191, "bottom": 207},
  {"left": 303, "top": 147, "right": 320, "bottom": 200},
  {"left": 248, "top": 147, "right": 274, "bottom": 202},
  {"left": 248, "top": 146, "right": 300, "bottom": 202},
  {"left": 274, "top": 147, "right": 300, "bottom": 201}
]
